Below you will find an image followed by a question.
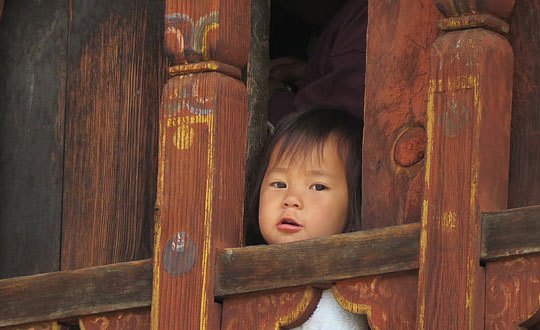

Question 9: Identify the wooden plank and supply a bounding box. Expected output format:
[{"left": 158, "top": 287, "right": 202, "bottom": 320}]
[
  {"left": 215, "top": 222, "right": 420, "bottom": 297},
  {"left": 0, "top": 0, "right": 67, "bottom": 278},
  {"left": 164, "top": 0, "right": 251, "bottom": 67},
  {"left": 416, "top": 26, "right": 513, "bottom": 329},
  {"left": 79, "top": 308, "right": 150, "bottom": 330},
  {"left": 0, "top": 259, "right": 152, "bottom": 327},
  {"left": 151, "top": 72, "right": 247, "bottom": 330},
  {"left": 507, "top": 0, "right": 540, "bottom": 208},
  {"left": 482, "top": 205, "right": 540, "bottom": 260},
  {"left": 61, "top": 0, "right": 166, "bottom": 270},
  {"left": 222, "top": 286, "right": 322, "bottom": 330},
  {"left": 362, "top": 0, "right": 441, "bottom": 229}
]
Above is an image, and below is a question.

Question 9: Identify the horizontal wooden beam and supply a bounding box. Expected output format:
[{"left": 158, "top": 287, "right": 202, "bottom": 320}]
[
  {"left": 0, "top": 259, "right": 152, "bottom": 327},
  {"left": 214, "top": 222, "right": 421, "bottom": 297},
  {"left": 215, "top": 205, "right": 540, "bottom": 297},
  {"left": 481, "top": 205, "right": 540, "bottom": 261}
]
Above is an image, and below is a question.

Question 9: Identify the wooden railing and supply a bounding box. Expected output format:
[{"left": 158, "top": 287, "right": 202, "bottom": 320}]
[{"left": 1, "top": 205, "right": 539, "bottom": 328}]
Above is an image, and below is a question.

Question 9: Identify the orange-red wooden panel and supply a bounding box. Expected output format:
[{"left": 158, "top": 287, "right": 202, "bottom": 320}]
[
  {"left": 334, "top": 271, "right": 418, "bottom": 330},
  {"left": 362, "top": 0, "right": 441, "bottom": 228},
  {"left": 79, "top": 309, "right": 150, "bottom": 330},
  {"left": 486, "top": 256, "right": 540, "bottom": 329},
  {"left": 221, "top": 287, "right": 322, "bottom": 329},
  {"left": 152, "top": 72, "right": 247, "bottom": 330}
]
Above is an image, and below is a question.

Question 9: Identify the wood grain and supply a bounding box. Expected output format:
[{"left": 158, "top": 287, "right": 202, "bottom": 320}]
[
  {"left": 1, "top": 322, "right": 70, "bottom": 330},
  {"left": 486, "top": 256, "right": 540, "bottom": 329},
  {"left": 151, "top": 72, "right": 247, "bottom": 330},
  {"left": 433, "top": 0, "right": 515, "bottom": 19},
  {"left": 215, "top": 223, "right": 420, "bottom": 297},
  {"left": 61, "top": 0, "right": 166, "bottom": 270},
  {"left": 79, "top": 308, "right": 150, "bottom": 330},
  {"left": 0, "top": 259, "right": 151, "bottom": 327},
  {"left": 0, "top": 0, "right": 67, "bottom": 279},
  {"left": 164, "top": 0, "right": 251, "bottom": 67},
  {"left": 362, "top": 0, "right": 441, "bottom": 228},
  {"left": 507, "top": 0, "right": 540, "bottom": 209},
  {"left": 221, "top": 286, "right": 322, "bottom": 330},
  {"left": 417, "top": 28, "right": 513, "bottom": 329},
  {"left": 482, "top": 205, "right": 540, "bottom": 261},
  {"left": 334, "top": 271, "right": 418, "bottom": 330}
]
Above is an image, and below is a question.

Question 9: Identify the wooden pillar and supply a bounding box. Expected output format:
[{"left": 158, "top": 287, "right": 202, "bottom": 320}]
[
  {"left": 151, "top": 0, "right": 251, "bottom": 329},
  {"left": 416, "top": 1, "right": 514, "bottom": 329}
]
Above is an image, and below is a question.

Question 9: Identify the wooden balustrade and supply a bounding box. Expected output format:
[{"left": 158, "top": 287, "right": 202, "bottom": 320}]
[{"left": 1, "top": 206, "right": 539, "bottom": 328}]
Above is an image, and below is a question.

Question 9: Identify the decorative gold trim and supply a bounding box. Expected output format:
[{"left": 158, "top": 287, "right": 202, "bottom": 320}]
[{"left": 276, "top": 287, "right": 318, "bottom": 330}]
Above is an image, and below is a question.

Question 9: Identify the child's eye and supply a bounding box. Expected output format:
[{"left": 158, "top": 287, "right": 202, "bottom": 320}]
[
  {"left": 270, "top": 181, "right": 287, "bottom": 189},
  {"left": 310, "top": 184, "right": 328, "bottom": 191}
]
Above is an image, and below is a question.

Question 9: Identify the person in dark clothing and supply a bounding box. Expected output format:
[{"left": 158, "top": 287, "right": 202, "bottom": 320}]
[{"left": 268, "top": 0, "right": 368, "bottom": 124}]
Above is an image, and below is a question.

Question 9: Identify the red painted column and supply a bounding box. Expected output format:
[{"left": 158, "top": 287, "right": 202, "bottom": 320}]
[
  {"left": 151, "top": 0, "right": 251, "bottom": 329},
  {"left": 416, "top": 1, "right": 514, "bottom": 329}
]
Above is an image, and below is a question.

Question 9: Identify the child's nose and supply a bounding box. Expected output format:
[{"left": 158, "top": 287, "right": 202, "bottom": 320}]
[{"left": 282, "top": 194, "right": 303, "bottom": 209}]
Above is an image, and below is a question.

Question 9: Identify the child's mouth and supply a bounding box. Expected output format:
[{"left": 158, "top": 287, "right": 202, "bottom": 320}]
[{"left": 277, "top": 218, "right": 302, "bottom": 232}]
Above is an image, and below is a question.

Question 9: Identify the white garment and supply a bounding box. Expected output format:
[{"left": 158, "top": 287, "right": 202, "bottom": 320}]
[{"left": 291, "top": 289, "right": 370, "bottom": 330}]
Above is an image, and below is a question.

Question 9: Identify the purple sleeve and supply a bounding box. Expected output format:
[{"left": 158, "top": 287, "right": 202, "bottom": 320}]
[{"left": 268, "top": 90, "right": 297, "bottom": 125}]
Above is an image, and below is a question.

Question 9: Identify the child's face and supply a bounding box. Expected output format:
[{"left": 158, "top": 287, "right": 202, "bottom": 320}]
[{"left": 258, "top": 137, "right": 349, "bottom": 244}]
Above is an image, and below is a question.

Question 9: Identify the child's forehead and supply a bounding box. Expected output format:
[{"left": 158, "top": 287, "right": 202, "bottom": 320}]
[{"left": 269, "top": 136, "right": 343, "bottom": 167}]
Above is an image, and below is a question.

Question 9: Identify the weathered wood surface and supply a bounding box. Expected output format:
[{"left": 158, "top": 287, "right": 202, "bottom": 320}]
[
  {"left": 417, "top": 26, "right": 513, "bottom": 329},
  {"left": 244, "top": 0, "right": 269, "bottom": 245},
  {"left": 151, "top": 72, "right": 247, "bottom": 330},
  {"left": 508, "top": 0, "right": 540, "bottom": 209},
  {"left": 169, "top": 61, "right": 242, "bottom": 79},
  {"left": 221, "top": 286, "right": 321, "bottom": 330},
  {"left": 1, "top": 322, "right": 69, "bottom": 330},
  {"left": 334, "top": 271, "right": 418, "bottom": 330},
  {"left": 434, "top": 0, "right": 515, "bottom": 19},
  {"left": 0, "top": 259, "right": 152, "bottom": 327},
  {"left": 0, "top": 0, "right": 67, "bottom": 279},
  {"left": 486, "top": 256, "right": 540, "bottom": 329},
  {"left": 61, "top": 0, "right": 166, "bottom": 270},
  {"left": 362, "top": 0, "right": 441, "bottom": 229},
  {"left": 482, "top": 205, "right": 540, "bottom": 260},
  {"left": 215, "top": 223, "right": 420, "bottom": 297},
  {"left": 164, "top": 0, "right": 251, "bottom": 68},
  {"left": 79, "top": 308, "right": 150, "bottom": 330}
]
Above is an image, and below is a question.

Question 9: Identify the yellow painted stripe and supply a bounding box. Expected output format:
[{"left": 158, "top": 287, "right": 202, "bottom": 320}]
[{"left": 200, "top": 113, "right": 215, "bottom": 330}]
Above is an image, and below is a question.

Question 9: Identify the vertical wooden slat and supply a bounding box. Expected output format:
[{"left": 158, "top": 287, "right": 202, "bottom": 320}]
[
  {"left": 416, "top": 3, "right": 514, "bottom": 327},
  {"left": 362, "top": 0, "right": 441, "bottom": 229},
  {"left": 507, "top": 0, "right": 540, "bottom": 208},
  {"left": 151, "top": 72, "right": 247, "bottom": 329},
  {"left": 154, "top": 0, "right": 251, "bottom": 328},
  {"left": 0, "top": 0, "right": 67, "bottom": 278},
  {"left": 62, "top": 0, "right": 166, "bottom": 270},
  {"left": 485, "top": 2, "right": 540, "bottom": 329}
]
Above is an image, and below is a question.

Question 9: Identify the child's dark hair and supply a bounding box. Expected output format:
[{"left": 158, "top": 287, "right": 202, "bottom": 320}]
[{"left": 246, "top": 107, "right": 363, "bottom": 245}]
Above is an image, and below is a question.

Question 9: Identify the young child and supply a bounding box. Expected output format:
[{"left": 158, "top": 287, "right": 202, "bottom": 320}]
[{"left": 248, "top": 107, "right": 369, "bottom": 329}]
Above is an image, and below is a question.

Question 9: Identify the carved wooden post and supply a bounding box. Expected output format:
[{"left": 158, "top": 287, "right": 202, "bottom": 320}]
[
  {"left": 151, "top": 0, "right": 251, "bottom": 329},
  {"left": 416, "top": 1, "right": 514, "bottom": 329}
]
